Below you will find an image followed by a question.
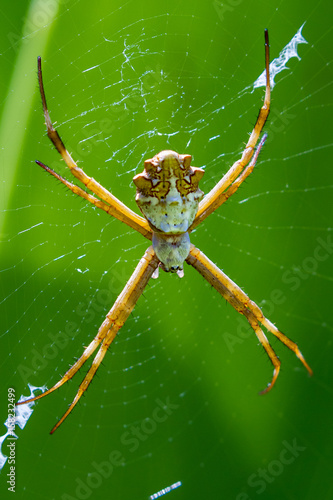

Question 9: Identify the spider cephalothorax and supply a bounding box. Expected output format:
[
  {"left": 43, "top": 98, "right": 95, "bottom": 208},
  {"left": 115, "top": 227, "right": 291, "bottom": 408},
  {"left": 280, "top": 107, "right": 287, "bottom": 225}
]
[
  {"left": 133, "top": 150, "right": 204, "bottom": 274},
  {"left": 17, "top": 30, "right": 312, "bottom": 435}
]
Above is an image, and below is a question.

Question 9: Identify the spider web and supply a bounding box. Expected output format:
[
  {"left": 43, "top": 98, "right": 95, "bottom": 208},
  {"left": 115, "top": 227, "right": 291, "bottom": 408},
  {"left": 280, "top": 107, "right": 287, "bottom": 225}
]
[{"left": 0, "top": 1, "right": 332, "bottom": 499}]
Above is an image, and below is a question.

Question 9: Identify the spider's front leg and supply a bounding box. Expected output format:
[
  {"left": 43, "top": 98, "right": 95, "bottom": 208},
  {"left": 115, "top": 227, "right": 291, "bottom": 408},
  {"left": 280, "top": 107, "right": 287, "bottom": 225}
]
[
  {"left": 17, "top": 246, "right": 159, "bottom": 433},
  {"left": 190, "top": 29, "right": 271, "bottom": 231},
  {"left": 36, "top": 57, "right": 152, "bottom": 239}
]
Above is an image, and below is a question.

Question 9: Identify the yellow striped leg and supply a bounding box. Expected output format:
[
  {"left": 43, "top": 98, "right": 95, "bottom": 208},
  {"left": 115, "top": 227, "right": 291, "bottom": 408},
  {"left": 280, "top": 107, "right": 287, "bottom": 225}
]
[
  {"left": 17, "top": 246, "right": 159, "bottom": 433},
  {"left": 37, "top": 57, "right": 151, "bottom": 238},
  {"left": 191, "top": 30, "right": 271, "bottom": 231},
  {"left": 186, "top": 244, "right": 312, "bottom": 392}
]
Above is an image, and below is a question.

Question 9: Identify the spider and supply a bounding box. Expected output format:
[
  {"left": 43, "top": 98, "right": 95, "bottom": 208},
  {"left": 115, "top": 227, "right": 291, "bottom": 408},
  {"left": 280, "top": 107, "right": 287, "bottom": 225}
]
[{"left": 17, "top": 30, "right": 312, "bottom": 434}]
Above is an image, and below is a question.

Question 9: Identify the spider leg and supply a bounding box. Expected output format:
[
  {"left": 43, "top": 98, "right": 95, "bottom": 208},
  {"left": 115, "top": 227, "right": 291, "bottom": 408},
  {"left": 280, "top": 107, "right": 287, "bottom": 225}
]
[
  {"left": 245, "top": 304, "right": 313, "bottom": 377},
  {"left": 16, "top": 331, "right": 106, "bottom": 405},
  {"left": 17, "top": 246, "right": 159, "bottom": 433},
  {"left": 36, "top": 161, "right": 152, "bottom": 240},
  {"left": 189, "top": 133, "right": 267, "bottom": 234},
  {"left": 196, "top": 250, "right": 312, "bottom": 377},
  {"left": 49, "top": 329, "right": 117, "bottom": 434},
  {"left": 36, "top": 57, "right": 151, "bottom": 238},
  {"left": 243, "top": 311, "right": 280, "bottom": 394},
  {"left": 187, "top": 245, "right": 312, "bottom": 392},
  {"left": 191, "top": 30, "right": 270, "bottom": 231}
]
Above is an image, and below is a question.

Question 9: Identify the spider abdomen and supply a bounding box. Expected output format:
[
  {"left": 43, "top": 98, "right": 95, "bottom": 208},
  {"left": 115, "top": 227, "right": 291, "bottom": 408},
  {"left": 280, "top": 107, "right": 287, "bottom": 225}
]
[{"left": 152, "top": 232, "right": 190, "bottom": 274}]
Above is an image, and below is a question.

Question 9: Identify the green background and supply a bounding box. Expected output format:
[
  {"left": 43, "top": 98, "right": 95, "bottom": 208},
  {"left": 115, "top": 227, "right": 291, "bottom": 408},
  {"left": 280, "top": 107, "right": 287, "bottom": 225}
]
[{"left": 1, "top": 0, "right": 332, "bottom": 499}]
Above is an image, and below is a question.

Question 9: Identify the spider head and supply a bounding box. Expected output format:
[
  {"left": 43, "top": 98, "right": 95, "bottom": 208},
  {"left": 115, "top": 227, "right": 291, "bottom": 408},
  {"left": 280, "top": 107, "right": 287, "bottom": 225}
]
[{"left": 134, "top": 150, "right": 204, "bottom": 196}]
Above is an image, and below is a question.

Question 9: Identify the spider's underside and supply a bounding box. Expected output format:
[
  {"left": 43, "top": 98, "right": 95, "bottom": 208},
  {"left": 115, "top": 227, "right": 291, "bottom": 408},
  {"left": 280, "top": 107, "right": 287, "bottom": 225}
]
[{"left": 17, "top": 30, "right": 312, "bottom": 434}]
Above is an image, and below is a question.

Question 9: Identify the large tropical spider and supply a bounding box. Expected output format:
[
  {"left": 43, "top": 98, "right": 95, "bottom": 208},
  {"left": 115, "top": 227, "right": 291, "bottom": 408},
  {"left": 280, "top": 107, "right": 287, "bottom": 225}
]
[{"left": 17, "top": 30, "right": 312, "bottom": 433}]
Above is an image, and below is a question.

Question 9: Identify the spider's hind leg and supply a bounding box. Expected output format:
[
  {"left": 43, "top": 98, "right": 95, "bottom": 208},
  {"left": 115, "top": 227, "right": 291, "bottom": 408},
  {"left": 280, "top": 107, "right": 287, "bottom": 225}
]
[
  {"left": 187, "top": 244, "right": 312, "bottom": 391},
  {"left": 17, "top": 246, "right": 159, "bottom": 433},
  {"left": 16, "top": 326, "right": 107, "bottom": 408},
  {"left": 243, "top": 310, "right": 281, "bottom": 393}
]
